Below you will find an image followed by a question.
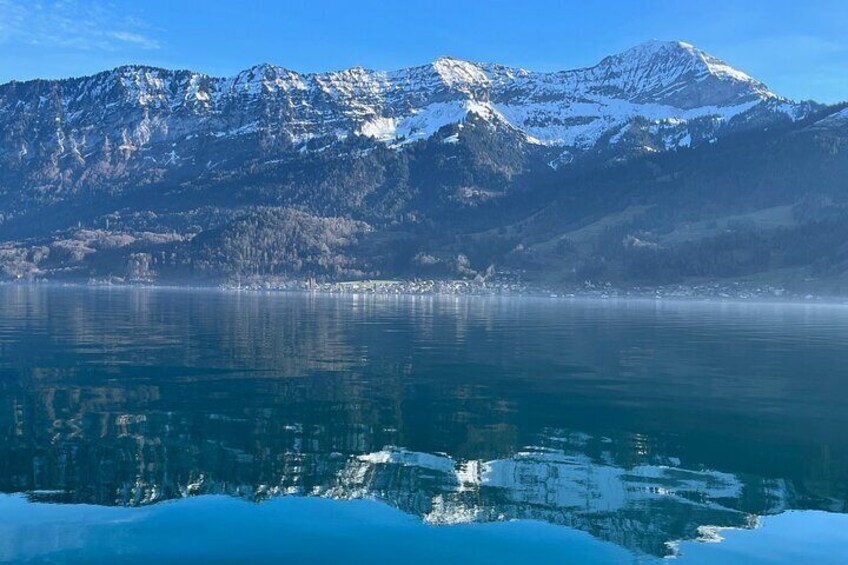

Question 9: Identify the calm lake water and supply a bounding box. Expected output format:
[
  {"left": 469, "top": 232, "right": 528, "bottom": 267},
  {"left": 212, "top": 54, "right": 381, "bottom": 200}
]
[{"left": 0, "top": 285, "right": 847, "bottom": 564}]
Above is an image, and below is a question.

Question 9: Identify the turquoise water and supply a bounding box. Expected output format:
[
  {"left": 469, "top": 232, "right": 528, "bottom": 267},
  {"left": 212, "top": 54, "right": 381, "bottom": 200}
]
[{"left": 0, "top": 286, "right": 847, "bottom": 563}]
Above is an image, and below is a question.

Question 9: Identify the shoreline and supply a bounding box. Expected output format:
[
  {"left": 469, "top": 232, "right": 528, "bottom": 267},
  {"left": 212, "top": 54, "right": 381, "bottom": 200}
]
[{"left": 3, "top": 278, "right": 848, "bottom": 307}]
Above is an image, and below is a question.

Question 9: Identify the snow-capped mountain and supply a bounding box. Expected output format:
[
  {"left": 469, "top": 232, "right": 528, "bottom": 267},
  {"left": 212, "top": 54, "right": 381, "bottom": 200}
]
[
  {"left": 0, "top": 40, "right": 814, "bottom": 182},
  {"left": 1, "top": 39, "right": 844, "bottom": 287}
]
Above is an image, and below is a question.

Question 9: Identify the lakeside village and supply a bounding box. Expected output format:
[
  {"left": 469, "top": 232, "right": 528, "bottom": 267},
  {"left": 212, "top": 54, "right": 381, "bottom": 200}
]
[
  {"left": 6, "top": 271, "right": 836, "bottom": 302},
  {"left": 217, "top": 274, "right": 817, "bottom": 302}
]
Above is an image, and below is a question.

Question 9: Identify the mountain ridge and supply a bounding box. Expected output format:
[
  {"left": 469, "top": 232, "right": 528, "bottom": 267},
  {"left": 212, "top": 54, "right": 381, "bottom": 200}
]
[
  {"left": 0, "top": 40, "right": 846, "bottom": 292},
  {"left": 0, "top": 39, "right": 808, "bottom": 156},
  {"left": 0, "top": 40, "right": 772, "bottom": 86}
]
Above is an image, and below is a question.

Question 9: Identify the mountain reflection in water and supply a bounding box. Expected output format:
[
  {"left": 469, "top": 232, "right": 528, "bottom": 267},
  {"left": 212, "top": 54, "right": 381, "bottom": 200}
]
[{"left": 0, "top": 286, "right": 846, "bottom": 558}]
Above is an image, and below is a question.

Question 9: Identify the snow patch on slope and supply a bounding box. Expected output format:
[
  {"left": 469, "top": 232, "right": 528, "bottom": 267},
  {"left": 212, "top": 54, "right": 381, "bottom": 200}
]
[{"left": 358, "top": 100, "right": 502, "bottom": 144}]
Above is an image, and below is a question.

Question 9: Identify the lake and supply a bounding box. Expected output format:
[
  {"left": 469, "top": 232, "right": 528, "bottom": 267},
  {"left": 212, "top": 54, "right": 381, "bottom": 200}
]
[{"left": 0, "top": 285, "right": 846, "bottom": 563}]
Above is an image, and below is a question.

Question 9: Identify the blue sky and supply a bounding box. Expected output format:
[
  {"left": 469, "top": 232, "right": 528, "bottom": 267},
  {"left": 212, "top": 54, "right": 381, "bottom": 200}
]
[{"left": 0, "top": 0, "right": 846, "bottom": 103}]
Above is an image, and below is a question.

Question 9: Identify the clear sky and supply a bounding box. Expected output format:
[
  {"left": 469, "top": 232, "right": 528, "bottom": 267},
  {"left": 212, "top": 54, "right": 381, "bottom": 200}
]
[{"left": 0, "top": 0, "right": 846, "bottom": 103}]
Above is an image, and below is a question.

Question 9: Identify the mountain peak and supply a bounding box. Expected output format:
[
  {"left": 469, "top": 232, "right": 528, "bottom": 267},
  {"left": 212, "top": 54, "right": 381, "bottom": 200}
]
[
  {"left": 430, "top": 56, "right": 489, "bottom": 87},
  {"left": 627, "top": 39, "right": 695, "bottom": 53},
  {"left": 621, "top": 40, "right": 763, "bottom": 85},
  {"left": 236, "top": 63, "right": 296, "bottom": 79},
  {"left": 591, "top": 39, "right": 775, "bottom": 108}
]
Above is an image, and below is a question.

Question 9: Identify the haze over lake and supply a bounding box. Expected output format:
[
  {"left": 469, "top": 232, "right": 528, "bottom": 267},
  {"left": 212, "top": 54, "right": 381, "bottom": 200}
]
[{"left": 1, "top": 285, "right": 847, "bottom": 563}]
